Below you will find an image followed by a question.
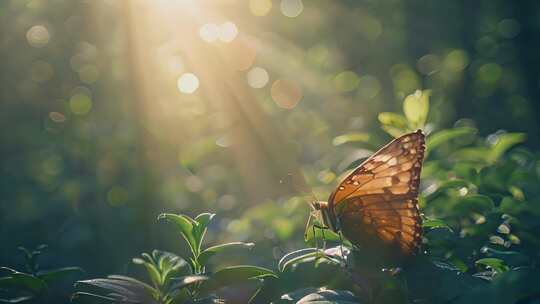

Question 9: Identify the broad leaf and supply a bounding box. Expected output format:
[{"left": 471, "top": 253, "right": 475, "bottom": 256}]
[
  {"left": 332, "top": 133, "right": 370, "bottom": 146},
  {"left": 381, "top": 125, "right": 406, "bottom": 138},
  {"left": 455, "top": 194, "right": 494, "bottom": 213},
  {"left": 475, "top": 258, "right": 509, "bottom": 274},
  {"left": 152, "top": 250, "right": 187, "bottom": 284},
  {"left": 378, "top": 112, "right": 408, "bottom": 129},
  {"left": 0, "top": 295, "right": 34, "bottom": 303},
  {"left": 37, "top": 266, "right": 84, "bottom": 283},
  {"left": 279, "top": 248, "right": 321, "bottom": 272},
  {"left": 0, "top": 272, "right": 47, "bottom": 294},
  {"left": 193, "top": 213, "right": 216, "bottom": 254},
  {"left": 134, "top": 253, "right": 162, "bottom": 287},
  {"left": 198, "top": 242, "right": 255, "bottom": 266},
  {"left": 423, "top": 218, "right": 453, "bottom": 232},
  {"left": 426, "top": 127, "right": 477, "bottom": 154},
  {"left": 71, "top": 292, "right": 119, "bottom": 304},
  {"left": 304, "top": 219, "right": 342, "bottom": 245},
  {"left": 198, "top": 265, "right": 277, "bottom": 295},
  {"left": 424, "top": 179, "right": 469, "bottom": 201},
  {"left": 283, "top": 288, "right": 359, "bottom": 304},
  {"left": 168, "top": 274, "right": 209, "bottom": 290},
  {"left": 487, "top": 133, "right": 526, "bottom": 163},
  {"left": 75, "top": 276, "right": 158, "bottom": 304},
  {"left": 480, "top": 247, "right": 530, "bottom": 266},
  {"left": 403, "top": 90, "right": 430, "bottom": 128},
  {"left": 158, "top": 213, "right": 198, "bottom": 256}
]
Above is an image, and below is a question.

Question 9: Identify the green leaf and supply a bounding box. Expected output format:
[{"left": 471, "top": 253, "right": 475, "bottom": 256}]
[
  {"left": 151, "top": 250, "right": 188, "bottom": 284},
  {"left": 487, "top": 133, "right": 526, "bottom": 163},
  {"left": 198, "top": 242, "right": 255, "bottom": 266},
  {"left": 451, "top": 147, "right": 491, "bottom": 162},
  {"left": 192, "top": 295, "right": 226, "bottom": 304},
  {"left": 332, "top": 133, "right": 370, "bottom": 146},
  {"left": 480, "top": 247, "right": 530, "bottom": 266},
  {"left": 378, "top": 112, "right": 408, "bottom": 129},
  {"left": 107, "top": 275, "right": 156, "bottom": 295},
  {"left": 0, "top": 272, "right": 47, "bottom": 294},
  {"left": 0, "top": 296, "right": 35, "bottom": 303},
  {"left": 198, "top": 266, "right": 277, "bottom": 295},
  {"left": 0, "top": 267, "right": 18, "bottom": 275},
  {"left": 71, "top": 292, "right": 119, "bottom": 304},
  {"left": 455, "top": 194, "right": 495, "bottom": 213},
  {"left": 195, "top": 213, "right": 215, "bottom": 231},
  {"left": 193, "top": 213, "right": 216, "bottom": 254},
  {"left": 423, "top": 218, "right": 453, "bottom": 232},
  {"left": 475, "top": 258, "right": 509, "bottom": 273},
  {"left": 280, "top": 287, "right": 321, "bottom": 301},
  {"left": 168, "top": 274, "right": 209, "bottom": 291},
  {"left": 304, "top": 219, "right": 343, "bottom": 245},
  {"left": 381, "top": 125, "right": 406, "bottom": 138},
  {"left": 426, "top": 127, "right": 477, "bottom": 154},
  {"left": 278, "top": 248, "right": 321, "bottom": 272},
  {"left": 403, "top": 90, "right": 430, "bottom": 128},
  {"left": 37, "top": 267, "right": 84, "bottom": 283},
  {"left": 288, "top": 288, "right": 359, "bottom": 304},
  {"left": 424, "top": 179, "right": 468, "bottom": 201},
  {"left": 158, "top": 213, "right": 198, "bottom": 257},
  {"left": 133, "top": 255, "right": 162, "bottom": 288},
  {"left": 75, "top": 276, "right": 158, "bottom": 304}
]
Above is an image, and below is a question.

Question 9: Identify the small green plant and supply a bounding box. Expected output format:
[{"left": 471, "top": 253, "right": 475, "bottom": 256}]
[
  {"left": 0, "top": 245, "right": 84, "bottom": 303},
  {"left": 73, "top": 213, "right": 276, "bottom": 303}
]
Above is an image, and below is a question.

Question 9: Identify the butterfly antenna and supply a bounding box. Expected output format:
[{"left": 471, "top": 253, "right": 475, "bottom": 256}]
[{"left": 285, "top": 171, "right": 321, "bottom": 210}]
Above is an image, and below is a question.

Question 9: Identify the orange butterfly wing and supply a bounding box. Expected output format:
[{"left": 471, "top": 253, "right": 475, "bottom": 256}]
[{"left": 328, "top": 130, "right": 425, "bottom": 255}]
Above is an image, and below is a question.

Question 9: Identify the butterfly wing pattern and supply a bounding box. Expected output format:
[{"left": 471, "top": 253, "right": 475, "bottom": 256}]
[{"left": 328, "top": 130, "right": 425, "bottom": 256}]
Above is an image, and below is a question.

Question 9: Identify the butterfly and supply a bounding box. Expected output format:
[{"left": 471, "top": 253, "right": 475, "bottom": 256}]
[{"left": 312, "top": 130, "right": 425, "bottom": 257}]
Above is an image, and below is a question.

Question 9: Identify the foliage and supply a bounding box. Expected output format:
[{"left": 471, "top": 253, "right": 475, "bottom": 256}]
[
  {"left": 249, "top": 91, "right": 540, "bottom": 304},
  {"left": 0, "top": 245, "right": 83, "bottom": 303},
  {"left": 72, "top": 213, "right": 275, "bottom": 304}
]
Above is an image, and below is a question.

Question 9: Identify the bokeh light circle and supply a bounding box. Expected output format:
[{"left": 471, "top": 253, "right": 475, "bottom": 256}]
[
  {"left": 26, "top": 25, "right": 50, "bottom": 48},
  {"left": 250, "top": 0, "right": 272, "bottom": 16},
  {"left": 49, "top": 112, "right": 66, "bottom": 123},
  {"left": 199, "top": 23, "right": 220, "bottom": 42},
  {"left": 69, "top": 93, "right": 93, "bottom": 115},
  {"left": 280, "top": 0, "right": 304, "bottom": 18},
  {"left": 334, "top": 70, "right": 360, "bottom": 92},
  {"left": 247, "top": 67, "right": 269, "bottom": 88},
  {"left": 219, "top": 22, "right": 238, "bottom": 42},
  {"left": 271, "top": 79, "right": 302, "bottom": 109},
  {"left": 177, "top": 73, "right": 199, "bottom": 94}
]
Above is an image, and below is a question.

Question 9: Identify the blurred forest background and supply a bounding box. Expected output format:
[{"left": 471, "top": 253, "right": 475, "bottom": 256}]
[{"left": 2, "top": 0, "right": 540, "bottom": 302}]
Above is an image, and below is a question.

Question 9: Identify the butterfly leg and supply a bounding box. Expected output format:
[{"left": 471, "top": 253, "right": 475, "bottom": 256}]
[
  {"left": 320, "top": 226, "right": 328, "bottom": 250},
  {"left": 338, "top": 231, "right": 349, "bottom": 268},
  {"left": 311, "top": 223, "right": 329, "bottom": 251},
  {"left": 312, "top": 223, "right": 320, "bottom": 251}
]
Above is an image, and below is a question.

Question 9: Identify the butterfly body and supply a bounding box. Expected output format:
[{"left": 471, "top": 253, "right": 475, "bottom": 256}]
[{"left": 315, "top": 130, "right": 425, "bottom": 258}]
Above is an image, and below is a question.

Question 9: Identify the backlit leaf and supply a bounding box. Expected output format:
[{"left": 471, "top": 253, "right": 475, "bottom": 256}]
[
  {"left": 198, "top": 242, "right": 255, "bottom": 266},
  {"left": 332, "top": 133, "right": 370, "bottom": 146},
  {"left": 403, "top": 90, "right": 430, "bottom": 128},
  {"left": 198, "top": 266, "right": 276, "bottom": 295}
]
